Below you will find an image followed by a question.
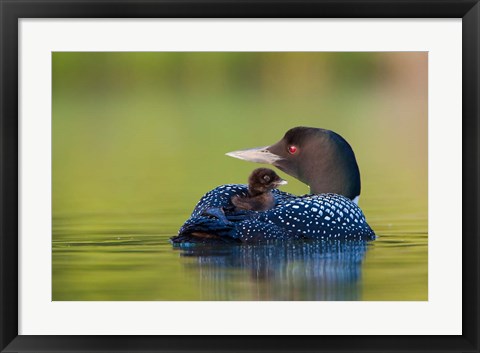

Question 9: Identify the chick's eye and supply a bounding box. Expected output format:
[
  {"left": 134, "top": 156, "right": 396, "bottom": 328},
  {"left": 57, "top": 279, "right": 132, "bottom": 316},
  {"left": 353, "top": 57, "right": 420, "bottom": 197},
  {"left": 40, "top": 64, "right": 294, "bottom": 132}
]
[{"left": 288, "top": 146, "right": 297, "bottom": 154}]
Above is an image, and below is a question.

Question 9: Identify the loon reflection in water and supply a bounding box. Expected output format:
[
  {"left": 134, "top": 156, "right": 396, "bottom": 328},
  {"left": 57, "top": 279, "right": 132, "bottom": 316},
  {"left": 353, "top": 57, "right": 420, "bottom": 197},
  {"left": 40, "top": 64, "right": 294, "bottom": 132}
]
[{"left": 174, "top": 239, "right": 369, "bottom": 300}]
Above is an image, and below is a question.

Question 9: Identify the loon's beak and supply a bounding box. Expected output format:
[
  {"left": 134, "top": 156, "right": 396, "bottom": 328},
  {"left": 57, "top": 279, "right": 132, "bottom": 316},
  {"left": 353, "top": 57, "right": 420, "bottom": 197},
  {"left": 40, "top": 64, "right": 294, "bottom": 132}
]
[{"left": 225, "top": 146, "right": 282, "bottom": 164}]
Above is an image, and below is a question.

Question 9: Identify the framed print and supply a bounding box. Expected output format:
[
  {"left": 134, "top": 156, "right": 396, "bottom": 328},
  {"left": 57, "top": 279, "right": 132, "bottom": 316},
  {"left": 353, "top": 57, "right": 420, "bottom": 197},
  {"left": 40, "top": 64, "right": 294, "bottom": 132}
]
[{"left": 1, "top": 0, "right": 479, "bottom": 352}]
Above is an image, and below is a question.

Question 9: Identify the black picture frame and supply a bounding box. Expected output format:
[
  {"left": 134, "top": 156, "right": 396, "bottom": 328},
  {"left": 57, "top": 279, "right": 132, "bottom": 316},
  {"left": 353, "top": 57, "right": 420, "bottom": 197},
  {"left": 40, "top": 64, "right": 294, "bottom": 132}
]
[{"left": 1, "top": 1, "right": 478, "bottom": 352}]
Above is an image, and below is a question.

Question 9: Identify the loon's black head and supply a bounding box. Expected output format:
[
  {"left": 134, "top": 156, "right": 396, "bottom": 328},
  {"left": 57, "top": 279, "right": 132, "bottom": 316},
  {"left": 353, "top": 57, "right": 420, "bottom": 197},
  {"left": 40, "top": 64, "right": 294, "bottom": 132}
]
[
  {"left": 226, "top": 127, "right": 361, "bottom": 200},
  {"left": 247, "top": 168, "right": 287, "bottom": 196}
]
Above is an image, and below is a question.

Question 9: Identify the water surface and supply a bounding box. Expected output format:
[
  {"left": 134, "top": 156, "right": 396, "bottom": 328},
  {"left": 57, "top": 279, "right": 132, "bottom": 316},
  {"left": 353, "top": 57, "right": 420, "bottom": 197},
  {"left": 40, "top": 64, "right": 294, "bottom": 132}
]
[{"left": 52, "top": 190, "right": 427, "bottom": 301}]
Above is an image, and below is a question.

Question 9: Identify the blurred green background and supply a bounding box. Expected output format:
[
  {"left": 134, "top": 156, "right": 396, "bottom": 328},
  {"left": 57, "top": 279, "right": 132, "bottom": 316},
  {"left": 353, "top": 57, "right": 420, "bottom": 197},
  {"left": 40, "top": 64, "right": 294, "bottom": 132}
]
[{"left": 52, "top": 52, "right": 427, "bottom": 301}]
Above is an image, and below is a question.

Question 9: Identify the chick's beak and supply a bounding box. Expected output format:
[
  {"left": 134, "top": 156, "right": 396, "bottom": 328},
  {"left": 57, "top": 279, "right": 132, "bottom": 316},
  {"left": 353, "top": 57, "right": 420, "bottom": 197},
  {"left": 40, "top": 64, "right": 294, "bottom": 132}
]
[{"left": 275, "top": 179, "right": 288, "bottom": 186}]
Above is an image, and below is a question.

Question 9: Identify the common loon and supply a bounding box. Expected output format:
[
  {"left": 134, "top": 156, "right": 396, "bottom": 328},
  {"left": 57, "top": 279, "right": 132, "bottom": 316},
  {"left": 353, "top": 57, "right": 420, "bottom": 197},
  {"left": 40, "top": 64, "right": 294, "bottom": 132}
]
[
  {"left": 171, "top": 127, "right": 375, "bottom": 244},
  {"left": 231, "top": 168, "right": 287, "bottom": 212}
]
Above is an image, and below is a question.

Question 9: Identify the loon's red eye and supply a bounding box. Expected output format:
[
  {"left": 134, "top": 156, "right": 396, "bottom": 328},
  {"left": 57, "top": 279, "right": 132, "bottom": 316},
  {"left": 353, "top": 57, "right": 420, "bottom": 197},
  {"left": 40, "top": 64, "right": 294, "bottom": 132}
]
[{"left": 288, "top": 146, "right": 297, "bottom": 154}]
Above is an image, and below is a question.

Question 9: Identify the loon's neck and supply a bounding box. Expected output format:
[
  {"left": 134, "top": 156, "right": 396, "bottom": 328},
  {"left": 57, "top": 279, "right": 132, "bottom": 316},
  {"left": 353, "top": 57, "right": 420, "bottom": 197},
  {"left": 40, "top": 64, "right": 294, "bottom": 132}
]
[
  {"left": 309, "top": 182, "right": 360, "bottom": 203},
  {"left": 306, "top": 160, "right": 360, "bottom": 200},
  {"left": 307, "top": 172, "right": 357, "bottom": 198}
]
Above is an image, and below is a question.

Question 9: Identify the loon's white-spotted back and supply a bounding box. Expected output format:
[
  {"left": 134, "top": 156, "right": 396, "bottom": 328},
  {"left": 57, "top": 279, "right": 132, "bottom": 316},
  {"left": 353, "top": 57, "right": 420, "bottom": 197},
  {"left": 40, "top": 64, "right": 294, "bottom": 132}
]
[{"left": 172, "top": 185, "right": 374, "bottom": 244}]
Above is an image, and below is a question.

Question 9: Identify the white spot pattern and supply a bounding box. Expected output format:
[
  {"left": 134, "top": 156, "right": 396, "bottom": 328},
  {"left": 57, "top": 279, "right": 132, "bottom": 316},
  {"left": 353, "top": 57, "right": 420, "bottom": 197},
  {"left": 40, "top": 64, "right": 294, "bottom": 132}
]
[{"left": 175, "top": 184, "right": 375, "bottom": 243}]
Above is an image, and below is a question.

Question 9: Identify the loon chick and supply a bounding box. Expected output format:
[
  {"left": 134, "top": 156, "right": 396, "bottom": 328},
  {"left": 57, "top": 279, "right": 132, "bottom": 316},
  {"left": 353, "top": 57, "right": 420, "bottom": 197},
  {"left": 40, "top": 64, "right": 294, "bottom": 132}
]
[
  {"left": 231, "top": 168, "right": 287, "bottom": 212},
  {"left": 171, "top": 127, "right": 375, "bottom": 244}
]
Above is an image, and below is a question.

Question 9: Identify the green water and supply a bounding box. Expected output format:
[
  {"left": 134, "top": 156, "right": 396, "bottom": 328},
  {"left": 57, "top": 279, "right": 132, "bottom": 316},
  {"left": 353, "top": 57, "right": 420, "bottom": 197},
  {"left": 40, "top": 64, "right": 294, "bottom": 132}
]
[{"left": 52, "top": 52, "right": 427, "bottom": 301}]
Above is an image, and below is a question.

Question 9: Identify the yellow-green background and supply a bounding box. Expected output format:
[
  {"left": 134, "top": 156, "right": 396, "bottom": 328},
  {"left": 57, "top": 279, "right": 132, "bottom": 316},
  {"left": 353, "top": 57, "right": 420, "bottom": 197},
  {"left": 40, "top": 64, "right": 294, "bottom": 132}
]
[{"left": 52, "top": 52, "right": 427, "bottom": 300}]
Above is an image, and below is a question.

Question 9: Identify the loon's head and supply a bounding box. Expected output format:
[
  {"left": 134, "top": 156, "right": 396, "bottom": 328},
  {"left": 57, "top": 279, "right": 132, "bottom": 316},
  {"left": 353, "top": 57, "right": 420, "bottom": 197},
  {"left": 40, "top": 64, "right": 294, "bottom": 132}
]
[
  {"left": 226, "top": 127, "right": 361, "bottom": 200},
  {"left": 248, "top": 168, "right": 287, "bottom": 196}
]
